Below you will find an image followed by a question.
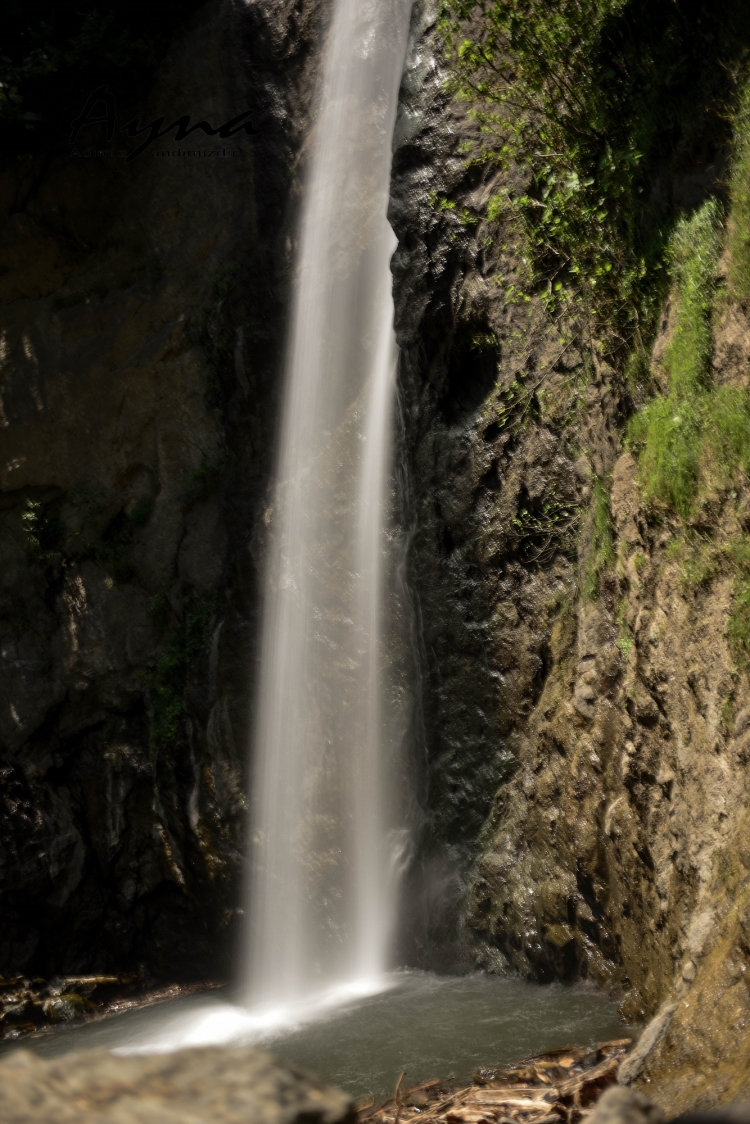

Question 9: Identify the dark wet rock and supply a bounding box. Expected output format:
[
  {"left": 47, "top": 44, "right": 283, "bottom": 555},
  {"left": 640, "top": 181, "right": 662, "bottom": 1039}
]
[
  {"left": 0, "top": 1044, "right": 355, "bottom": 1123},
  {"left": 389, "top": 0, "right": 622, "bottom": 971},
  {"left": 0, "top": 0, "right": 326, "bottom": 981},
  {"left": 0, "top": 975, "right": 215, "bottom": 1041}
]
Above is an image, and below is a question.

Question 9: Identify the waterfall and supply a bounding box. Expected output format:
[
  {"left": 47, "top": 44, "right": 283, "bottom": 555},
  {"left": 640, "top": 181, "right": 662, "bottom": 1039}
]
[{"left": 241, "top": 0, "right": 413, "bottom": 1011}]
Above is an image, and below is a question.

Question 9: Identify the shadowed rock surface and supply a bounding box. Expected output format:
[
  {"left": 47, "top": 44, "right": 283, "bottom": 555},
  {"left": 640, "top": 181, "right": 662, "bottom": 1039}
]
[{"left": 0, "top": 0, "right": 325, "bottom": 981}]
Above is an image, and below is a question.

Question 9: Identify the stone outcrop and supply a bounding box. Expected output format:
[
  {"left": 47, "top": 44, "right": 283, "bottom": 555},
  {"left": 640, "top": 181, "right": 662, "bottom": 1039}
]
[
  {"left": 390, "top": 0, "right": 622, "bottom": 969},
  {"left": 0, "top": 1044, "right": 354, "bottom": 1123}
]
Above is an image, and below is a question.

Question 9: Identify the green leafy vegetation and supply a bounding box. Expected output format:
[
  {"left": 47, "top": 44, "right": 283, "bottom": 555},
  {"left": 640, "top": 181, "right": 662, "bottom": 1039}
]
[
  {"left": 680, "top": 539, "right": 722, "bottom": 592},
  {"left": 626, "top": 83, "right": 750, "bottom": 520},
  {"left": 615, "top": 600, "right": 633, "bottom": 658},
  {"left": 583, "top": 476, "right": 615, "bottom": 598},
  {"left": 20, "top": 492, "right": 157, "bottom": 584},
  {"left": 440, "top": 0, "right": 750, "bottom": 351},
  {"left": 510, "top": 487, "right": 579, "bottom": 564},
  {"left": 620, "top": 86, "right": 750, "bottom": 670},
  {"left": 627, "top": 200, "right": 723, "bottom": 517}
]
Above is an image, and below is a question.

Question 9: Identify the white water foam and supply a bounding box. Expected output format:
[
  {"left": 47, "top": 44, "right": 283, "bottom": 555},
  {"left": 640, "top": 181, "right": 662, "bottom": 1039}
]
[{"left": 114, "top": 979, "right": 394, "bottom": 1055}]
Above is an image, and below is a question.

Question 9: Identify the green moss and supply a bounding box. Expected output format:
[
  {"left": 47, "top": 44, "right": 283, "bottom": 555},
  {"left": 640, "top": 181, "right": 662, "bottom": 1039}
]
[
  {"left": 583, "top": 476, "right": 615, "bottom": 599},
  {"left": 21, "top": 498, "right": 63, "bottom": 562},
  {"left": 147, "top": 595, "right": 218, "bottom": 754}
]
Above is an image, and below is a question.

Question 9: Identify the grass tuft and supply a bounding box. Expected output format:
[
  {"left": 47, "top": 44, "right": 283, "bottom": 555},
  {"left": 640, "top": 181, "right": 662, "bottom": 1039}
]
[{"left": 628, "top": 199, "right": 723, "bottom": 518}]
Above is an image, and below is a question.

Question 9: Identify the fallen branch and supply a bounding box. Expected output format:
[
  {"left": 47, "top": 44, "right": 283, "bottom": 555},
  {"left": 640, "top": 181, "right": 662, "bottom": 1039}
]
[{"left": 359, "top": 1038, "right": 632, "bottom": 1124}]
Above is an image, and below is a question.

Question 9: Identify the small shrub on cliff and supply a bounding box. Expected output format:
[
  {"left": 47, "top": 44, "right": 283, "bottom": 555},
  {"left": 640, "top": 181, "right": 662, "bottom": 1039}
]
[
  {"left": 441, "top": 0, "right": 642, "bottom": 328},
  {"left": 441, "top": 0, "right": 750, "bottom": 353}
]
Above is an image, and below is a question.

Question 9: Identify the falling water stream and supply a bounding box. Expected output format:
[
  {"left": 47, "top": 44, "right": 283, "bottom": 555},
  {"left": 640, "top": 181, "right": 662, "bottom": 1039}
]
[
  {"left": 3, "top": 0, "right": 631, "bottom": 1079},
  {"left": 52, "top": 0, "right": 417, "bottom": 1050},
  {"left": 241, "top": 0, "right": 414, "bottom": 1012}
]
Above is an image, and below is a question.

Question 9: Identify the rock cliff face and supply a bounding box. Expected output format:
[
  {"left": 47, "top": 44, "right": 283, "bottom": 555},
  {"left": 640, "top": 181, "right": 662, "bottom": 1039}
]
[
  {"left": 390, "top": 0, "right": 622, "bottom": 970},
  {"left": 390, "top": 0, "right": 750, "bottom": 1109},
  {"left": 0, "top": 0, "right": 324, "bottom": 979}
]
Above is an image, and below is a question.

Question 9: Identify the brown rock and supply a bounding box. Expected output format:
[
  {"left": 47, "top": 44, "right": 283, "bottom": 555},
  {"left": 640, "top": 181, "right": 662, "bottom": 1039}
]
[
  {"left": 0, "top": 1045, "right": 354, "bottom": 1124},
  {"left": 610, "top": 453, "right": 643, "bottom": 547},
  {"left": 591, "top": 1086, "right": 665, "bottom": 1124}
]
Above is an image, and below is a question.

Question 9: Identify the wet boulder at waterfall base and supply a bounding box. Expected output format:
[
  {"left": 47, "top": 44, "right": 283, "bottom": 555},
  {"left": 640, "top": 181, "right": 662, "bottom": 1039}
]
[{"left": 0, "top": 1043, "right": 355, "bottom": 1124}]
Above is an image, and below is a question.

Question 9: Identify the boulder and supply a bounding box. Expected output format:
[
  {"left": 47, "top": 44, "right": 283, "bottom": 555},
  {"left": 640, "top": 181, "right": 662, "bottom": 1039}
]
[{"left": 0, "top": 1044, "right": 355, "bottom": 1124}]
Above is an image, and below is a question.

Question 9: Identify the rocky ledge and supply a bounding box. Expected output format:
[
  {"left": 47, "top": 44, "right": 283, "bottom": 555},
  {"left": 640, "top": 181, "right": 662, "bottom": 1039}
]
[{"left": 0, "top": 976, "right": 223, "bottom": 1042}]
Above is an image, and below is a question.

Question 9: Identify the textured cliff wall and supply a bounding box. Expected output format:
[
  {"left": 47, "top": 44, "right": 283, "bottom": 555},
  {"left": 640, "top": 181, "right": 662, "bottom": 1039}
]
[
  {"left": 391, "top": 1, "right": 750, "bottom": 1109},
  {"left": 390, "top": 0, "right": 622, "bottom": 971},
  {"left": 0, "top": 0, "right": 324, "bottom": 980}
]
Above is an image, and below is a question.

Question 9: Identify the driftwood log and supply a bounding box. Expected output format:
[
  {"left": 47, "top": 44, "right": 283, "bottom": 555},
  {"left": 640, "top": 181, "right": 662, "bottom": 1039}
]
[{"left": 357, "top": 1039, "right": 633, "bottom": 1124}]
